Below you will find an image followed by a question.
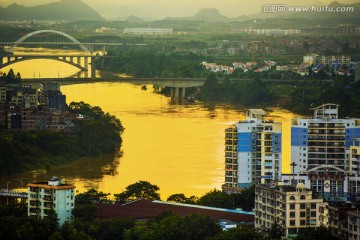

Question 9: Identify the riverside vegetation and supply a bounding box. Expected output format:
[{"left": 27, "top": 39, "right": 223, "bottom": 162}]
[
  {"left": 101, "top": 47, "right": 358, "bottom": 117},
  {"left": 0, "top": 100, "right": 124, "bottom": 174}
]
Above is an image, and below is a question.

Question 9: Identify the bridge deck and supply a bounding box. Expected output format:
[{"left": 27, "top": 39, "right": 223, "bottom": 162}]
[
  {"left": 0, "top": 190, "right": 28, "bottom": 198},
  {"left": 22, "top": 77, "right": 207, "bottom": 88}
]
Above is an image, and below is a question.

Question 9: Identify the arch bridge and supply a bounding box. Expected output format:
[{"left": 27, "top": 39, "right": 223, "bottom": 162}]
[{"left": 1, "top": 30, "right": 96, "bottom": 78}]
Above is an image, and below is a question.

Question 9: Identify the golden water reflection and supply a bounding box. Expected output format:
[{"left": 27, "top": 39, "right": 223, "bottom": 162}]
[{"left": 0, "top": 56, "right": 300, "bottom": 199}]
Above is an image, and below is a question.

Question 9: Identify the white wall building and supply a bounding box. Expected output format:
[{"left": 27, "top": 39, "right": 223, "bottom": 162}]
[
  {"left": 27, "top": 177, "right": 75, "bottom": 225},
  {"left": 123, "top": 28, "right": 173, "bottom": 35},
  {"left": 291, "top": 104, "right": 360, "bottom": 201},
  {"left": 223, "top": 109, "right": 282, "bottom": 192}
]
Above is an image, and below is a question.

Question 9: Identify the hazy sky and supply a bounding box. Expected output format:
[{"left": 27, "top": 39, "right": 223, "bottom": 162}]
[{"left": 0, "top": 0, "right": 359, "bottom": 19}]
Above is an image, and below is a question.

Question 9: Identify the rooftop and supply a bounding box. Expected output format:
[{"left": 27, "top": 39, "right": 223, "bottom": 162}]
[{"left": 95, "top": 199, "right": 254, "bottom": 224}]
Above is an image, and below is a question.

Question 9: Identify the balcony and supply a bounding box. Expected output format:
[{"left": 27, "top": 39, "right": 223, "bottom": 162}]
[
  {"left": 43, "top": 196, "right": 53, "bottom": 202},
  {"left": 43, "top": 203, "right": 54, "bottom": 209}
]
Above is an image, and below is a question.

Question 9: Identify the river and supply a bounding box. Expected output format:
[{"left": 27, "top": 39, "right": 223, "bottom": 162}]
[{"left": 0, "top": 51, "right": 299, "bottom": 199}]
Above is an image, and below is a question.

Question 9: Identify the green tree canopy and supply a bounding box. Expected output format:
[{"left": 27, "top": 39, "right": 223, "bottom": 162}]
[
  {"left": 114, "top": 181, "right": 161, "bottom": 203},
  {"left": 166, "top": 193, "right": 198, "bottom": 204},
  {"left": 294, "top": 226, "right": 338, "bottom": 240},
  {"left": 208, "top": 226, "right": 264, "bottom": 240},
  {"left": 198, "top": 189, "right": 233, "bottom": 209},
  {"left": 75, "top": 189, "right": 110, "bottom": 204}
]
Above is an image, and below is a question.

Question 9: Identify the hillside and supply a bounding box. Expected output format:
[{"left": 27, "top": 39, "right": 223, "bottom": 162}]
[
  {"left": 165, "top": 8, "right": 231, "bottom": 22},
  {"left": 0, "top": 0, "right": 104, "bottom": 21}
]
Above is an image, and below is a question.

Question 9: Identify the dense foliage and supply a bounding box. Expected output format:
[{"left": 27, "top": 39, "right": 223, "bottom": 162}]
[
  {"left": 200, "top": 73, "right": 275, "bottom": 106},
  {"left": 0, "top": 101, "right": 124, "bottom": 174},
  {"left": 114, "top": 180, "right": 161, "bottom": 203},
  {"left": 103, "top": 50, "right": 209, "bottom": 78},
  {"left": 68, "top": 101, "right": 124, "bottom": 155}
]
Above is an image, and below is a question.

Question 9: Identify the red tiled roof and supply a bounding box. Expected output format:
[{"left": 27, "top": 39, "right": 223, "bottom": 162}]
[{"left": 95, "top": 199, "right": 254, "bottom": 224}]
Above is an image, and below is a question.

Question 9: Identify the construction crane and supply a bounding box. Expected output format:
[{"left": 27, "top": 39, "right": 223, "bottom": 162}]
[{"left": 249, "top": 41, "right": 269, "bottom": 62}]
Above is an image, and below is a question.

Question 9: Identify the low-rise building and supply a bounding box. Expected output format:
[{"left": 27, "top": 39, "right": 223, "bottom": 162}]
[
  {"left": 27, "top": 177, "right": 75, "bottom": 226},
  {"left": 348, "top": 211, "right": 360, "bottom": 240},
  {"left": 255, "top": 182, "right": 323, "bottom": 238},
  {"left": 123, "top": 28, "right": 173, "bottom": 35}
]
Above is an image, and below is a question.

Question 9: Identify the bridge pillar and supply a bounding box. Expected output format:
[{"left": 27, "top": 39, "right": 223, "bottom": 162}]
[
  {"left": 91, "top": 57, "right": 96, "bottom": 79},
  {"left": 84, "top": 57, "right": 89, "bottom": 78},
  {"left": 180, "top": 87, "right": 186, "bottom": 99},
  {"left": 170, "top": 87, "right": 186, "bottom": 100}
]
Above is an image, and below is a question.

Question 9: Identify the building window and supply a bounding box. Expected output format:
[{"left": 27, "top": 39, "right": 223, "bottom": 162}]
[
  {"left": 311, "top": 211, "right": 316, "bottom": 217},
  {"left": 290, "top": 196, "right": 295, "bottom": 201},
  {"left": 290, "top": 220, "right": 295, "bottom": 226},
  {"left": 300, "top": 212, "right": 306, "bottom": 218},
  {"left": 290, "top": 204, "right": 295, "bottom": 210},
  {"left": 311, "top": 203, "right": 316, "bottom": 209},
  {"left": 300, "top": 204, "right": 306, "bottom": 209},
  {"left": 290, "top": 212, "right": 295, "bottom": 218},
  {"left": 300, "top": 220, "right": 306, "bottom": 226}
]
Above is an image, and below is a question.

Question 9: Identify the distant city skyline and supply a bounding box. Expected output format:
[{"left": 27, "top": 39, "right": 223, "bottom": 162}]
[{"left": 0, "top": 0, "right": 359, "bottom": 19}]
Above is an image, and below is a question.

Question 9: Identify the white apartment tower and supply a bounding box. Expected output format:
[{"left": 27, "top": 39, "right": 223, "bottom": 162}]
[
  {"left": 291, "top": 103, "right": 360, "bottom": 201},
  {"left": 27, "top": 177, "right": 75, "bottom": 225},
  {"left": 224, "top": 109, "right": 282, "bottom": 191}
]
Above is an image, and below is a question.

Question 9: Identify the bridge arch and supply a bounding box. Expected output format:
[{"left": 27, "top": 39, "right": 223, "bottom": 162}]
[
  {"left": 0, "top": 56, "right": 88, "bottom": 71},
  {"left": 9, "top": 30, "right": 90, "bottom": 53}
]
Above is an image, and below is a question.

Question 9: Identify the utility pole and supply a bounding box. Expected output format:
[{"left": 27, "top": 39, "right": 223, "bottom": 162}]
[{"left": 290, "top": 162, "right": 297, "bottom": 186}]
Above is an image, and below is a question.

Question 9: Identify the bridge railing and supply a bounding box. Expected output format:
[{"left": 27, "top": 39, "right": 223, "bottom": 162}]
[{"left": 0, "top": 189, "right": 28, "bottom": 198}]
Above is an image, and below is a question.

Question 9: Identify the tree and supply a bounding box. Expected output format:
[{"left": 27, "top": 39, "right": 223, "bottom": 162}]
[
  {"left": 75, "top": 189, "right": 110, "bottom": 204},
  {"left": 114, "top": 181, "right": 161, "bottom": 203},
  {"left": 94, "top": 218, "right": 135, "bottom": 240},
  {"left": 167, "top": 194, "right": 198, "bottom": 204},
  {"left": 181, "top": 214, "right": 221, "bottom": 240},
  {"left": 303, "top": 42, "right": 310, "bottom": 53},
  {"left": 69, "top": 101, "right": 124, "bottom": 156},
  {"left": 267, "top": 221, "right": 283, "bottom": 240},
  {"left": 294, "top": 226, "right": 338, "bottom": 240},
  {"left": 124, "top": 212, "right": 221, "bottom": 240},
  {"left": 72, "top": 204, "right": 98, "bottom": 222},
  {"left": 201, "top": 73, "right": 219, "bottom": 100},
  {"left": 198, "top": 189, "right": 233, "bottom": 209},
  {"left": 233, "top": 185, "right": 255, "bottom": 211},
  {"left": 208, "top": 226, "right": 264, "bottom": 240},
  {"left": 56, "top": 222, "right": 92, "bottom": 240}
]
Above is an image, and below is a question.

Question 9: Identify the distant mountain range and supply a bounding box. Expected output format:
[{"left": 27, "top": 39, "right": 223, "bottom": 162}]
[
  {"left": 164, "top": 1, "right": 360, "bottom": 22},
  {"left": 0, "top": 0, "right": 358, "bottom": 22},
  {"left": 165, "top": 8, "right": 233, "bottom": 22},
  {"left": 0, "top": 0, "right": 103, "bottom": 21}
]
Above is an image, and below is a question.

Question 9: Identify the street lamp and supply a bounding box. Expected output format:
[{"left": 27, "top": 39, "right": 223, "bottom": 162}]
[{"left": 6, "top": 181, "right": 11, "bottom": 191}]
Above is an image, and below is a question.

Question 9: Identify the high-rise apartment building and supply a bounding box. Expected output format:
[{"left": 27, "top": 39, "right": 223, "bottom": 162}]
[
  {"left": 291, "top": 103, "right": 360, "bottom": 201},
  {"left": 27, "top": 177, "right": 75, "bottom": 225},
  {"left": 223, "top": 109, "right": 282, "bottom": 192}
]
